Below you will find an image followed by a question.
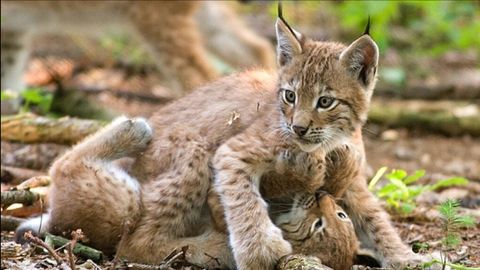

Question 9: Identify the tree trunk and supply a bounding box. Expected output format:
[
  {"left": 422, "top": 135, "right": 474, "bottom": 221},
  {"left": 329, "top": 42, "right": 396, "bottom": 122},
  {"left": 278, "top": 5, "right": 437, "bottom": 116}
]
[{"left": 369, "top": 99, "right": 480, "bottom": 136}]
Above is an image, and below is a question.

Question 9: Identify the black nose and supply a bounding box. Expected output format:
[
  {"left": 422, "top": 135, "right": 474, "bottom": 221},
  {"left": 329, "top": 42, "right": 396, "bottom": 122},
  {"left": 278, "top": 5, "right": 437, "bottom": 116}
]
[{"left": 292, "top": 125, "right": 308, "bottom": 136}]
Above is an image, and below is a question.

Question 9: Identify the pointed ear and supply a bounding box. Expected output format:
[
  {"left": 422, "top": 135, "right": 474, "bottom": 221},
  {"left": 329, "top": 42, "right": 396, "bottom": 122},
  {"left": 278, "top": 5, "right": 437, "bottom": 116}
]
[
  {"left": 340, "top": 35, "right": 379, "bottom": 89},
  {"left": 275, "top": 4, "right": 303, "bottom": 66}
]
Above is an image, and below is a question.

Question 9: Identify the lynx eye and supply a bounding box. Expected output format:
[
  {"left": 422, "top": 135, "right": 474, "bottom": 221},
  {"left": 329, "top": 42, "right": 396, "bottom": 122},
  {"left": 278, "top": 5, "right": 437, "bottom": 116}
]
[
  {"left": 283, "top": 90, "right": 296, "bottom": 104},
  {"left": 317, "top": 96, "right": 335, "bottom": 109},
  {"left": 337, "top": 211, "right": 348, "bottom": 219}
]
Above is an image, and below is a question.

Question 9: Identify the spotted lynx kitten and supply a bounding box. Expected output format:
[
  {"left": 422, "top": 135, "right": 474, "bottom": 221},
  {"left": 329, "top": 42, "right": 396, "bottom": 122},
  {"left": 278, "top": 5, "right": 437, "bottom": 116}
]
[
  {"left": 0, "top": 1, "right": 274, "bottom": 113},
  {"left": 17, "top": 117, "right": 368, "bottom": 270},
  {"left": 17, "top": 5, "right": 424, "bottom": 270}
]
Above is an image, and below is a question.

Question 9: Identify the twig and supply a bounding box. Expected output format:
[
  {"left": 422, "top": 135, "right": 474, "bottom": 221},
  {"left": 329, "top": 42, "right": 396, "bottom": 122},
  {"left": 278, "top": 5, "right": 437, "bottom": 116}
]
[
  {"left": 1, "top": 189, "right": 40, "bottom": 208},
  {"left": 1, "top": 165, "right": 45, "bottom": 185},
  {"left": 67, "top": 229, "right": 85, "bottom": 270},
  {"left": 121, "top": 248, "right": 186, "bottom": 270},
  {"left": 0, "top": 215, "right": 26, "bottom": 231},
  {"left": 24, "top": 231, "right": 64, "bottom": 265},
  {"left": 110, "top": 220, "right": 132, "bottom": 270},
  {"left": 45, "top": 232, "right": 103, "bottom": 261}
]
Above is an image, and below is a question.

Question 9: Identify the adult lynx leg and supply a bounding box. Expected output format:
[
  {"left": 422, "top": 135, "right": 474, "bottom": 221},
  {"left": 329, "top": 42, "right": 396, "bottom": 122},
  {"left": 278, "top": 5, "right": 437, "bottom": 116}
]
[
  {"left": 342, "top": 179, "right": 422, "bottom": 268},
  {"left": 1, "top": 30, "right": 31, "bottom": 114},
  {"left": 17, "top": 117, "right": 153, "bottom": 255},
  {"left": 128, "top": 2, "right": 217, "bottom": 93}
]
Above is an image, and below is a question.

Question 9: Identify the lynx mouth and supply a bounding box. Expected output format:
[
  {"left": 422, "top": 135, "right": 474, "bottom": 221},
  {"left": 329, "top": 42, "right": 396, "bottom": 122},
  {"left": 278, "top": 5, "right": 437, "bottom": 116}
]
[{"left": 293, "top": 137, "right": 323, "bottom": 152}]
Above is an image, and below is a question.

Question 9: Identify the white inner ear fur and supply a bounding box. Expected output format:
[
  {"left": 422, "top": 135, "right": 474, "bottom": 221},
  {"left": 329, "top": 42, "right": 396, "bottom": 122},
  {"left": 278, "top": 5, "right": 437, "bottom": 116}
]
[
  {"left": 275, "top": 18, "right": 303, "bottom": 65},
  {"left": 339, "top": 35, "right": 379, "bottom": 89}
]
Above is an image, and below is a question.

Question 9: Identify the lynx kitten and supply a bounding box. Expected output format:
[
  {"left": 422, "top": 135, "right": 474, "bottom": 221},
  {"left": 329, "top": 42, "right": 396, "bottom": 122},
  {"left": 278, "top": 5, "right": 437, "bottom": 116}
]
[{"left": 18, "top": 5, "right": 423, "bottom": 270}]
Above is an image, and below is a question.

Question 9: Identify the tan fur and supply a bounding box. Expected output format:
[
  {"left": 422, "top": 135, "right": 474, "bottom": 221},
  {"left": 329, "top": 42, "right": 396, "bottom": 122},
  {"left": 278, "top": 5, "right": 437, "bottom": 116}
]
[
  {"left": 23, "top": 116, "right": 358, "bottom": 269},
  {"left": 18, "top": 11, "right": 422, "bottom": 270},
  {"left": 0, "top": 1, "right": 275, "bottom": 113},
  {"left": 275, "top": 192, "right": 359, "bottom": 270}
]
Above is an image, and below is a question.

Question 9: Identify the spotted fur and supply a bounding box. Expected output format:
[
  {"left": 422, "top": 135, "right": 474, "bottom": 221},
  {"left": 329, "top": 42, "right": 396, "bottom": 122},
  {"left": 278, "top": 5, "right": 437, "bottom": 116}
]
[{"left": 16, "top": 8, "right": 423, "bottom": 270}]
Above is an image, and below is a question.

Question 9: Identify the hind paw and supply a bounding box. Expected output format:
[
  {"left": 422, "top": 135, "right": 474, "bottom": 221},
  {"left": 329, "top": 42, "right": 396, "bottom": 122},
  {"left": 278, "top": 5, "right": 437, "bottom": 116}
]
[{"left": 106, "top": 117, "right": 153, "bottom": 154}]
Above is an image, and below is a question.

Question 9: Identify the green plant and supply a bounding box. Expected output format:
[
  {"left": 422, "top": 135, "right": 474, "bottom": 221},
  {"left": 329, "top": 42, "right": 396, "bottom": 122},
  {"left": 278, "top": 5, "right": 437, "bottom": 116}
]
[
  {"left": 422, "top": 199, "right": 477, "bottom": 270},
  {"left": 369, "top": 167, "right": 469, "bottom": 214},
  {"left": 20, "top": 88, "right": 53, "bottom": 114},
  {"left": 1, "top": 89, "right": 18, "bottom": 101},
  {"left": 99, "top": 34, "right": 150, "bottom": 67}
]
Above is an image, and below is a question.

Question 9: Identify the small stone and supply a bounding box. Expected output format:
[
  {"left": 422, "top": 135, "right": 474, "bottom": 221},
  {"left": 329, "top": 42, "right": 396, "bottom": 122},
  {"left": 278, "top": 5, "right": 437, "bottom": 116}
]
[
  {"left": 420, "top": 154, "right": 431, "bottom": 165},
  {"left": 381, "top": 129, "right": 399, "bottom": 141},
  {"left": 394, "top": 147, "right": 415, "bottom": 161}
]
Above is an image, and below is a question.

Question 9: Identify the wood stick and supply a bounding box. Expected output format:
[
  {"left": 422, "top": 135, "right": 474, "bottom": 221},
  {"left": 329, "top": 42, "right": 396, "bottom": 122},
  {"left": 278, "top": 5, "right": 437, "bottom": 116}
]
[
  {"left": 45, "top": 233, "right": 103, "bottom": 262},
  {"left": 16, "top": 175, "right": 51, "bottom": 190},
  {"left": 24, "top": 231, "right": 64, "bottom": 265},
  {"left": 67, "top": 229, "right": 85, "bottom": 270},
  {"left": 369, "top": 99, "right": 480, "bottom": 136},
  {"left": 1, "top": 189, "right": 40, "bottom": 208},
  {"left": 1, "top": 165, "right": 45, "bottom": 185},
  {"left": 1, "top": 113, "right": 106, "bottom": 144},
  {"left": 0, "top": 215, "right": 26, "bottom": 231}
]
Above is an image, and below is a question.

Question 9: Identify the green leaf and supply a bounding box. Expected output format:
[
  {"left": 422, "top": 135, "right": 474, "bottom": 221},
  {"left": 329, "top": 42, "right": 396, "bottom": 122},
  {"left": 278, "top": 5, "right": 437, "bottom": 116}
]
[
  {"left": 455, "top": 216, "right": 476, "bottom": 228},
  {"left": 403, "top": 170, "right": 426, "bottom": 184},
  {"left": 430, "top": 177, "right": 469, "bottom": 191},
  {"left": 443, "top": 233, "right": 461, "bottom": 248},
  {"left": 1, "top": 89, "right": 18, "bottom": 101},
  {"left": 389, "top": 178, "right": 409, "bottom": 199},
  {"left": 376, "top": 183, "right": 397, "bottom": 198},
  {"left": 386, "top": 169, "right": 407, "bottom": 181},
  {"left": 368, "top": 166, "right": 388, "bottom": 191},
  {"left": 439, "top": 199, "right": 460, "bottom": 219},
  {"left": 400, "top": 202, "right": 416, "bottom": 214},
  {"left": 21, "top": 88, "right": 44, "bottom": 103}
]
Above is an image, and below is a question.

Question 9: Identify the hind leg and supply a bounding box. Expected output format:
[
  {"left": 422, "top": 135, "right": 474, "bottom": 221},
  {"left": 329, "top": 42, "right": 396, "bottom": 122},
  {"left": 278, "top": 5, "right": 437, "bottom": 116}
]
[
  {"left": 16, "top": 117, "right": 152, "bottom": 255},
  {"left": 117, "top": 131, "right": 234, "bottom": 267}
]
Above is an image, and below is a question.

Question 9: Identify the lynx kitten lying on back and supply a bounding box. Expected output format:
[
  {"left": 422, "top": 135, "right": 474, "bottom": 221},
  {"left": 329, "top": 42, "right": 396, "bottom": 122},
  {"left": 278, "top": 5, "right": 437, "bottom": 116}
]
[
  {"left": 18, "top": 5, "right": 424, "bottom": 270},
  {"left": 0, "top": 1, "right": 275, "bottom": 113}
]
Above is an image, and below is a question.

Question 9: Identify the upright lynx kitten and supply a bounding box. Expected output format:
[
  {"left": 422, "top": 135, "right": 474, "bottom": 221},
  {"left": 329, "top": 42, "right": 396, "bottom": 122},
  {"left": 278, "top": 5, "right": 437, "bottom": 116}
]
[
  {"left": 0, "top": 1, "right": 274, "bottom": 113},
  {"left": 212, "top": 8, "right": 421, "bottom": 270},
  {"left": 18, "top": 5, "right": 422, "bottom": 270}
]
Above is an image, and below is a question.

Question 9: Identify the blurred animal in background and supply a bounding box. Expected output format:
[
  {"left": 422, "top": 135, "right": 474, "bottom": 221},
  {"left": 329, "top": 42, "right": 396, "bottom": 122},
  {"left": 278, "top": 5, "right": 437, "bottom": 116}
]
[{"left": 1, "top": 1, "right": 275, "bottom": 114}]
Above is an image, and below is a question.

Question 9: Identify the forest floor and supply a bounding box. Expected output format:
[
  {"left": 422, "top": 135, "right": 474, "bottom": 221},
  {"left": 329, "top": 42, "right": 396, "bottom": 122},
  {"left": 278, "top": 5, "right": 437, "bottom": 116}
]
[{"left": 2, "top": 46, "right": 480, "bottom": 269}]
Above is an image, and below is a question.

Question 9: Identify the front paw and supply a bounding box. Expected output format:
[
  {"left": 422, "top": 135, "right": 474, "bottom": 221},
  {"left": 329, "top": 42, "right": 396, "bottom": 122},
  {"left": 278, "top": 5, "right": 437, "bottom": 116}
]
[
  {"left": 385, "top": 253, "right": 439, "bottom": 269},
  {"left": 291, "top": 152, "right": 326, "bottom": 191},
  {"left": 235, "top": 228, "right": 292, "bottom": 270}
]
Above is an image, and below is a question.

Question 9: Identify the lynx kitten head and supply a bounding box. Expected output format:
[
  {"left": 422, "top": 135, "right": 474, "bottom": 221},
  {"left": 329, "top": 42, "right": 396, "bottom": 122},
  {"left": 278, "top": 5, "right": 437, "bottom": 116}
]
[
  {"left": 275, "top": 5, "right": 379, "bottom": 152},
  {"left": 276, "top": 191, "right": 377, "bottom": 270}
]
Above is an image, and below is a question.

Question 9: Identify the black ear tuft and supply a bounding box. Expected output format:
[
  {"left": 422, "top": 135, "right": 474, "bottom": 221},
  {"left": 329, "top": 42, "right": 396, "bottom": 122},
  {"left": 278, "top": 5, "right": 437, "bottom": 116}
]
[
  {"left": 278, "top": 2, "right": 283, "bottom": 20},
  {"left": 363, "top": 16, "right": 371, "bottom": 36},
  {"left": 275, "top": 2, "right": 303, "bottom": 66}
]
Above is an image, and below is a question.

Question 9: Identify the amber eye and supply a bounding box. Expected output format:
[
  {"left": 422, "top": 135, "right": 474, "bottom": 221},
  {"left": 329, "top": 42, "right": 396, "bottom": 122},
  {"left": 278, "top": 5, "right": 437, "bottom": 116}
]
[
  {"left": 283, "top": 90, "right": 296, "bottom": 104},
  {"left": 317, "top": 96, "right": 335, "bottom": 109},
  {"left": 337, "top": 212, "right": 348, "bottom": 219}
]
